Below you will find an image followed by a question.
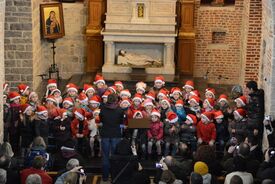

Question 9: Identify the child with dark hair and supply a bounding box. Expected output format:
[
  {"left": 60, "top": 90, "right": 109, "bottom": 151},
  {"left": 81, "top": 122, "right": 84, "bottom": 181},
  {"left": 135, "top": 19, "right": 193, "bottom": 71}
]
[
  {"left": 213, "top": 110, "right": 229, "bottom": 153},
  {"left": 34, "top": 106, "right": 50, "bottom": 145}
]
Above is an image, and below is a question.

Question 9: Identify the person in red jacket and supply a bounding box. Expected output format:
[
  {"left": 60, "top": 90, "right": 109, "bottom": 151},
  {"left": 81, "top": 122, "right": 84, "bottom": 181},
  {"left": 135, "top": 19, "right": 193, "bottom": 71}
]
[
  {"left": 197, "top": 111, "right": 216, "bottom": 147},
  {"left": 147, "top": 109, "right": 163, "bottom": 156},
  {"left": 21, "top": 156, "right": 52, "bottom": 184},
  {"left": 71, "top": 108, "right": 89, "bottom": 155}
]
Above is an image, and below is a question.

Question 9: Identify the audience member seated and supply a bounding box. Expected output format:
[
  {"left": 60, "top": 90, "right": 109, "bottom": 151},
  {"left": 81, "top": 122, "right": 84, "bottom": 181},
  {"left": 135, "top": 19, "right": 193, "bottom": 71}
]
[
  {"left": 0, "top": 154, "right": 20, "bottom": 184},
  {"left": 223, "top": 143, "right": 260, "bottom": 177},
  {"left": 229, "top": 175, "right": 243, "bottom": 184},
  {"left": 176, "top": 142, "right": 193, "bottom": 176},
  {"left": 190, "top": 172, "right": 203, "bottom": 184},
  {"left": 55, "top": 158, "right": 80, "bottom": 181},
  {"left": 21, "top": 156, "right": 53, "bottom": 184},
  {"left": 55, "top": 166, "right": 86, "bottom": 184},
  {"left": 26, "top": 174, "right": 42, "bottom": 184},
  {"left": 193, "top": 161, "right": 212, "bottom": 184},
  {"left": 25, "top": 136, "right": 50, "bottom": 169},
  {"left": 257, "top": 148, "right": 275, "bottom": 182},
  {"left": 110, "top": 138, "right": 150, "bottom": 184},
  {"left": 52, "top": 139, "right": 85, "bottom": 171},
  {"left": 0, "top": 168, "right": 7, "bottom": 184},
  {"left": 194, "top": 145, "right": 224, "bottom": 177},
  {"left": 224, "top": 156, "right": 253, "bottom": 184}
]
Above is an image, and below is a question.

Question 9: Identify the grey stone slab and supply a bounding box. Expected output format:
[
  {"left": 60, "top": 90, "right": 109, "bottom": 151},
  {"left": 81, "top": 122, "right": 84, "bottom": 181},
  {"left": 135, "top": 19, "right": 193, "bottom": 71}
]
[
  {"left": 4, "top": 31, "right": 22, "bottom": 37},
  {"left": 15, "top": 51, "right": 32, "bottom": 59},
  {"left": 5, "top": 17, "right": 18, "bottom": 23},
  {"left": 10, "top": 23, "right": 32, "bottom": 31},
  {"left": 5, "top": 74, "right": 21, "bottom": 81},
  {"left": 4, "top": 60, "right": 16, "bottom": 67},
  {"left": 14, "top": 1, "right": 31, "bottom": 7}
]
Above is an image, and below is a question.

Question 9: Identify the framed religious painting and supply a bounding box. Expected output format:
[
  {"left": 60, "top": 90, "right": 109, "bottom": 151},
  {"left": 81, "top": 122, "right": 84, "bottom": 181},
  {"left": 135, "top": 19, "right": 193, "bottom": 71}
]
[{"left": 40, "top": 3, "right": 65, "bottom": 39}]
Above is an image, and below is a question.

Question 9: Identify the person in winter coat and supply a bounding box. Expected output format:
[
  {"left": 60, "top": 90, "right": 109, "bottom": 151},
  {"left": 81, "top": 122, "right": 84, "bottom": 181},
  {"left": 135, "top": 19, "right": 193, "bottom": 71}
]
[
  {"left": 245, "top": 80, "right": 265, "bottom": 141},
  {"left": 160, "top": 97, "right": 175, "bottom": 122},
  {"left": 174, "top": 100, "right": 186, "bottom": 124},
  {"left": 8, "top": 91, "right": 21, "bottom": 154},
  {"left": 228, "top": 109, "right": 248, "bottom": 144},
  {"left": 19, "top": 104, "right": 34, "bottom": 157},
  {"left": 34, "top": 106, "right": 50, "bottom": 145},
  {"left": 182, "top": 80, "right": 195, "bottom": 104},
  {"left": 193, "top": 161, "right": 212, "bottom": 184},
  {"left": 3, "top": 94, "right": 10, "bottom": 142},
  {"left": 213, "top": 110, "right": 229, "bottom": 153},
  {"left": 257, "top": 148, "right": 275, "bottom": 181},
  {"left": 164, "top": 112, "right": 180, "bottom": 156},
  {"left": 99, "top": 93, "right": 124, "bottom": 181},
  {"left": 147, "top": 109, "right": 163, "bottom": 156},
  {"left": 71, "top": 108, "right": 89, "bottom": 154},
  {"left": 170, "top": 87, "right": 182, "bottom": 105},
  {"left": 197, "top": 112, "right": 216, "bottom": 146},
  {"left": 180, "top": 114, "right": 197, "bottom": 152}
]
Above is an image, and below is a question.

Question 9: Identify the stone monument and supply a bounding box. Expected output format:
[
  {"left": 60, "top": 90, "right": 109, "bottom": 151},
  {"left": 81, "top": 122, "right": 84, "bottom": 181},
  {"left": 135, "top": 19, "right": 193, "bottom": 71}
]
[{"left": 101, "top": 0, "right": 177, "bottom": 74}]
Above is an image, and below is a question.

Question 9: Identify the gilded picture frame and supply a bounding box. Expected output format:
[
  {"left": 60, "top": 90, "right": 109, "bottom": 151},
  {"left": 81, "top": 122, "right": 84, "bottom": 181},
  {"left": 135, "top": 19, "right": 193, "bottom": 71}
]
[{"left": 40, "top": 3, "right": 65, "bottom": 39}]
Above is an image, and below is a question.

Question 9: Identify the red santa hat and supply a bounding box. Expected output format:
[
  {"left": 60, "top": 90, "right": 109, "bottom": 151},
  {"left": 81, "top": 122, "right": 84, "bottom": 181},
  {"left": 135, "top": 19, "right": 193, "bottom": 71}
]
[
  {"left": 77, "top": 92, "right": 88, "bottom": 104},
  {"left": 166, "top": 111, "right": 178, "bottom": 124},
  {"left": 136, "top": 81, "right": 147, "bottom": 92},
  {"left": 36, "top": 105, "right": 48, "bottom": 115},
  {"left": 63, "top": 97, "right": 74, "bottom": 106},
  {"left": 233, "top": 108, "right": 246, "bottom": 119},
  {"left": 50, "top": 89, "right": 61, "bottom": 95},
  {"left": 175, "top": 99, "right": 184, "bottom": 107},
  {"left": 151, "top": 109, "right": 161, "bottom": 118},
  {"left": 89, "top": 95, "right": 101, "bottom": 104},
  {"left": 3, "top": 83, "right": 8, "bottom": 92},
  {"left": 161, "top": 96, "right": 171, "bottom": 107},
  {"left": 114, "top": 81, "right": 124, "bottom": 89},
  {"left": 28, "top": 91, "right": 37, "bottom": 100},
  {"left": 46, "top": 95, "right": 57, "bottom": 104},
  {"left": 145, "top": 91, "right": 156, "bottom": 101},
  {"left": 8, "top": 91, "right": 20, "bottom": 102},
  {"left": 188, "top": 95, "right": 200, "bottom": 105},
  {"left": 120, "top": 98, "right": 131, "bottom": 106},
  {"left": 204, "top": 98, "right": 215, "bottom": 109},
  {"left": 234, "top": 96, "right": 247, "bottom": 106},
  {"left": 66, "top": 83, "right": 78, "bottom": 93},
  {"left": 47, "top": 79, "right": 57, "bottom": 89},
  {"left": 83, "top": 84, "right": 95, "bottom": 94},
  {"left": 74, "top": 108, "right": 86, "bottom": 120},
  {"left": 214, "top": 110, "right": 224, "bottom": 119},
  {"left": 183, "top": 80, "right": 194, "bottom": 89},
  {"left": 158, "top": 88, "right": 169, "bottom": 98},
  {"left": 170, "top": 87, "right": 182, "bottom": 96},
  {"left": 17, "top": 83, "right": 29, "bottom": 95},
  {"left": 190, "top": 90, "right": 200, "bottom": 97},
  {"left": 186, "top": 114, "right": 197, "bottom": 124},
  {"left": 20, "top": 104, "right": 33, "bottom": 114},
  {"left": 218, "top": 94, "right": 229, "bottom": 104},
  {"left": 154, "top": 75, "right": 165, "bottom": 85},
  {"left": 108, "top": 86, "right": 117, "bottom": 94},
  {"left": 201, "top": 111, "right": 214, "bottom": 122},
  {"left": 143, "top": 99, "right": 154, "bottom": 107},
  {"left": 132, "top": 93, "right": 143, "bottom": 102},
  {"left": 102, "top": 90, "right": 111, "bottom": 99},
  {"left": 120, "top": 89, "right": 131, "bottom": 98},
  {"left": 94, "top": 74, "right": 105, "bottom": 85},
  {"left": 205, "top": 88, "right": 216, "bottom": 99},
  {"left": 133, "top": 110, "right": 144, "bottom": 119}
]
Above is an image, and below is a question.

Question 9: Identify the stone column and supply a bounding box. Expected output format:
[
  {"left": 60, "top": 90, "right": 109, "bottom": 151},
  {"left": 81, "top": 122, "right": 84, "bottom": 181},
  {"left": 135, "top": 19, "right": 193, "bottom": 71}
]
[
  {"left": 0, "top": 0, "right": 5, "bottom": 143},
  {"left": 164, "top": 43, "right": 175, "bottom": 74},
  {"left": 102, "top": 41, "right": 115, "bottom": 72}
]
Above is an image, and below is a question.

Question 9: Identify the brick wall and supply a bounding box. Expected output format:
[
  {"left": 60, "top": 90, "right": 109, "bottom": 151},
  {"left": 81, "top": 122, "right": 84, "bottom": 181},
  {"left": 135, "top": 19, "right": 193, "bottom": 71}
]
[
  {"left": 0, "top": 0, "right": 5, "bottom": 142},
  {"left": 193, "top": 1, "right": 244, "bottom": 85},
  {"left": 240, "top": 0, "right": 262, "bottom": 83},
  {"left": 4, "top": 0, "right": 33, "bottom": 89}
]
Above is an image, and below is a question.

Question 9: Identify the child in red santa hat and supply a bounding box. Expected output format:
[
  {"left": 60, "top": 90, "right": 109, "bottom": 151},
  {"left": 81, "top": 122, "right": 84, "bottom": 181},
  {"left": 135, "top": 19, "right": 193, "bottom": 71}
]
[
  {"left": 152, "top": 75, "right": 166, "bottom": 93},
  {"left": 182, "top": 80, "right": 195, "bottom": 103},
  {"left": 202, "top": 98, "right": 215, "bottom": 113},
  {"left": 83, "top": 84, "right": 95, "bottom": 99},
  {"left": 34, "top": 105, "right": 50, "bottom": 145},
  {"left": 128, "top": 93, "right": 144, "bottom": 118},
  {"left": 8, "top": 91, "right": 21, "bottom": 153},
  {"left": 170, "top": 87, "right": 183, "bottom": 104},
  {"left": 159, "top": 97, "right": 175, "bottom": 122},
  {"left": 28, "top": 91, "right": 40, "bottom": 111},
  {"left": 147, "top": 109, "right": 163, "bottom": 156},
  {"left": 62, "top": 97, "right": 74, "bottom": 118},
  {"left": 197, "top": 112, "right": 216, "bottom": 147},
  {"left": 50, "top": 89, "right": 62, "bottom": 108},
  {"left": 45, "top": 79, "right": 57, "bottom": 98},
  {"left": 114, "top": 81, "right": 124, "bottom": 93},
  {"left": 234, "top": 95, "right": 247, "bottom": 110},
  {"left": 180, "top": 114, "right": 197, "bottom": 152},
  {"left": 205, "top": 88, "right": 216, "bottom": 100},
  {"left": 228, "top": 109, "right": 247, "bottom": 143},
  {"left": 213, "top": 110, "right": 229, "bottom": 153},
  {"left": 217, "top": 94, "right": 233, "bottom": 120},
  {"left": 164, "top": 111, "right": 180, "bottom": 156},
  {"left": 19, "top": 103, "right": 34, "bottom": 157},
  {"left": 185, "top": 95, "right": 201, "bottom": 117},
  {"left": 88, "top": 95, "right": 101, "bottom": 112},
  {"left": 143, "top": 99, "right": 155, "bottom": 118},
  {"left": 71, "top": 108, "right": 90, "bottom": 155},
  {"left": 66, "top": 83, "right": 79, "bottom": 101},
  {"left": 119, "top": 89, "right": 131, "bottom": 100},
  {"left": 17, "top": 83, "right": 31, "bottom": 105},
  {"left": 94, "top": 74, "right": 107, "bottom": 97},
  {"left": 136, "top": 81, "right": 147, "bottom": 95},
  {"left": 76, "top": 92, "right": 90, "bottom": 112}
]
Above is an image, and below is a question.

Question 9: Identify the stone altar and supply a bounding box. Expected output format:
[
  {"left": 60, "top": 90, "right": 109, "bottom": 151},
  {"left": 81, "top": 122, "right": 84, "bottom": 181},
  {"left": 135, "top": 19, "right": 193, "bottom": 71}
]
[{"left": 101, "top": 0, "right": 177, "bottom": 74}]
